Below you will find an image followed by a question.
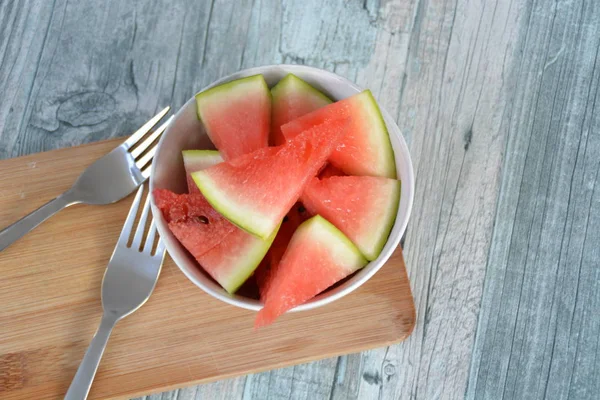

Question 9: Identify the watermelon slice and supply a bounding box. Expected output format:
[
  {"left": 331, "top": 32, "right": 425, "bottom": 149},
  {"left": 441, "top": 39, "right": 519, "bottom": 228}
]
[
  {"left": 182, "top": 150, "right": 223, "bottom": 194},
  {"left": 302, "top": 176, "right": 400, "bottom": 260},
  {"left": 153, "top": 189, "right": 235, "bottom": 256},
  {"left": 196, "top": 75, "right": 270, "bottom": 160},
  {"left": 192, "top": 118, "right": 347, "bottom": 239},
  {"left": 153, "top": 188, "right": 276, "bottom": 293},
  {"left": 196, "top": 222, "right": 278, "bottom": 294},
  {"left": 255, "top": 215, "right": 368, "bottom": 328},
  {"left": 281, "top": 90, "right": 397, "bottom": 179},
  {"left": 270, "top": 74, "right": 332, "bottom": 146},
  {"left": 255, "top": 203, "right": 310, "bottom": 299}
]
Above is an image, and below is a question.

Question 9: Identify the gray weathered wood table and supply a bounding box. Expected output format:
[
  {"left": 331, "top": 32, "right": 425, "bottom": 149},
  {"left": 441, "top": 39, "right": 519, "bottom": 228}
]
[{"left": 2, "top": 0, "right": 599, "bottom": 399}]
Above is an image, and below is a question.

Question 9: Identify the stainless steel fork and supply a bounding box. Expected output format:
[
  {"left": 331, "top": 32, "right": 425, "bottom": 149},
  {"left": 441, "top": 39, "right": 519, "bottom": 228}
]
[
  {"left": 64, "top": 185, "right": 167, "bottom": 400},
  {"left": 0, "top": 107, "right": 172, "bottom": 252}
]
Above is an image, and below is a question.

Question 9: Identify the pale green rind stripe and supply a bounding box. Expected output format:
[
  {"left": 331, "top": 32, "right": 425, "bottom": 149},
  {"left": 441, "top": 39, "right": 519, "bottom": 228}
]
[
  {"left": 358, "top": 90, "right": 397, "bottom": 179},
  {"left": 361, "top": 179, "right": 401, "bottom": 261},
  {"left": 299, "top": 215, "right": 368, "bottom": 272},
  {"left": 222, "top": 225, "right": 280, "bottom": 294},
  {"left": 191, "top": 170, "right": 274, "bottom": 239},
  {"left": 195, "top": 74, "right": 269, "bottom": 123},
  {"left": 271, "top": 73, "right": 333, "bottom": 106},
  {"left": 182, "top": 150, "right": 223, "bottom": 166}
]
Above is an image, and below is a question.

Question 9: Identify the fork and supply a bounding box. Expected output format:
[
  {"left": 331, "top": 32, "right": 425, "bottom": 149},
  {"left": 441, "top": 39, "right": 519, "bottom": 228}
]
[
  {"left": 64, "top": 185, "right": 166, "bottom": 400},
  {"left": 0, "top": 107, "right": 172, "bottom": 252}
]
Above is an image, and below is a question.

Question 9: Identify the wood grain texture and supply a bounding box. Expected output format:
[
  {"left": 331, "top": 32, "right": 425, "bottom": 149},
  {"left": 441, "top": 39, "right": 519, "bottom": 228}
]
[
  {"left": 467, "top": 1, "right": 600, "bottom": 399},
  {"left": 2, "top": 0, "right": 600, "bottom": 399},
  {"left": 0, "top": 139, "right": 415, "bottom": 400},
  {"left": 373, "top": 0, "right": 528, "bottom": 398}
]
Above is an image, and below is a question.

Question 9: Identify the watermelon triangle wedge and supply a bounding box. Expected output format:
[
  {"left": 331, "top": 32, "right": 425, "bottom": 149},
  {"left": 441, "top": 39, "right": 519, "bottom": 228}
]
[
  {"left": 302, "top": 176, "right": 401, "bottom": 260},
  {"left": 196, "top": 75, "right": 270, "bottom": 160},
  {"left": 281, "top": 90, "right": 397, "bottom": 179},
  {"left": 196, "top": 223, "right": 278, "bottom": 294},
  {"left": 192, "top": 118, "right": 348, "bottom": 239},
  {"left": 270, "top": 74, "right": 332, "bottom": 146},
  {"left": 182, "top": 150, "right": 223, "bottom": 194},
  {"left": 153, "top": 188, "right": 236, "bottom": 256},
  {"left": 254, "top": 202, "right": 310, "bottom": 300},
  {"left": 255, "top": 215, "right": 368, "bottom": 328},
  {"left": 153, "top": 189, "right": 275, "bottom": 293}
]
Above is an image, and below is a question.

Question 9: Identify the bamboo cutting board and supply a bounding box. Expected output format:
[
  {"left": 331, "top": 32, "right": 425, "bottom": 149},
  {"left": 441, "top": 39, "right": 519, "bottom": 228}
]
[{"left": 0, "top": 139, "right": 416, "bottom": 400}]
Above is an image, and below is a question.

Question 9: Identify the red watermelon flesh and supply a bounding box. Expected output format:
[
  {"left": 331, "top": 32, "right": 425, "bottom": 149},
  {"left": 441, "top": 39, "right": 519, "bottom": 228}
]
[
  {"left": 270, "top": 74, "right": 332, "bottom": 146},
  {"left": 302, "top": 176, "right": 400, "bottom": 261},
  {"left": 298, "top": 165, "right": 344, "bottom": 205},
  {"left": 153, "top": 188, "right": 276, "bottom": 293},
  {"left": 255, "top": 215, "right": 367, "bottom": 328},
  {"left": 153, "top": 189, "right": 236, "bottom": 257},
  {"left": 281, "top": 90, "right": 397, "bottom": 179},
  {"left": 192, "top": 118, "right": 348, "bottom": 239},
  {"left": 318, "top": 163, "right": 345, "bottom": 179},
  {"left": 196, "top": 75, "right": 270, "bottom": 160},
  {"left": 255, "top": 202, "right": 310, "bottom": 300},
  {"left": 195, "top": 221, "right": 278, "bottom": 294},
  {"left": 182, "top": 150, "right": 223, "bottom": 194}
]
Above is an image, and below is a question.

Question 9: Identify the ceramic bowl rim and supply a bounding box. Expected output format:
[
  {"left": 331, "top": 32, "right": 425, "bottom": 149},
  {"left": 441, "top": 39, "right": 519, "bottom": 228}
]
[{"left": 149, "top": 64, "right": 414, "bottom": 312}]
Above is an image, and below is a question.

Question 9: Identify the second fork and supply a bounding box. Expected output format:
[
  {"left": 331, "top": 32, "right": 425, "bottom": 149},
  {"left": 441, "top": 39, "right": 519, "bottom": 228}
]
[{"left": 64, "top": 185, "right": 167, "bottom": 400}]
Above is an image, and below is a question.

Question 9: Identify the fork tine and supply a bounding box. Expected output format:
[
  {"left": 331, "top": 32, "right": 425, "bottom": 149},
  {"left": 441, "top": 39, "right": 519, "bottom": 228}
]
[
  {"left": 141, "top": 163, "right": 152, "bottom": 179},
  {"left": 118, "top": 185, "right": 145, "bottom": 243},
  {"left": 131, "top": 194, "right": 152, "bottom": 249},
  {"left": 135, "top": 143, "right": 157, "bottom": 171},
  {"left": 144, "top": 221, "right": 158, "bottom": 253},
  {"left": 155, "top": 238, "right": 167, "bottom": 258},
  {"left": 123, "top": 106, "right": 170, "bottom": 149},
  {"left": 130, "top": 115, "right": 173, "bottom": 159}
]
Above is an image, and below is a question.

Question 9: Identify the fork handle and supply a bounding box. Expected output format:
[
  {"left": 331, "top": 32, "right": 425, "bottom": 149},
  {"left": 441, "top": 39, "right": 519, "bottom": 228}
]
[
  {"left": 0, "top": 190, "right": 79, "bottom": 252},
  {"left": 65, "top": 314, "right": 119, "bottom": 400}
]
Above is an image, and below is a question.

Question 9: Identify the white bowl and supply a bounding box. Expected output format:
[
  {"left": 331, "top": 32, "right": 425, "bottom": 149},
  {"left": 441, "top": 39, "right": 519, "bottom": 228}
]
[{"left": 150, "top": 65, "right": 414, "bottom": 312}]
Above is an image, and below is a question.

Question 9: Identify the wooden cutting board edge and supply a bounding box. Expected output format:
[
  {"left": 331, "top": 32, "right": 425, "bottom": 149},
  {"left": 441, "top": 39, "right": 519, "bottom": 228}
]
[{"left": 126, "top": 335, "right": 413, "bottom": 400}]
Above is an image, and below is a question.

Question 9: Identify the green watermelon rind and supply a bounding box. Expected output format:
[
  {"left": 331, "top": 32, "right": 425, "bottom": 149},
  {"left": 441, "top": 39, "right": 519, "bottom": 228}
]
[
  {"left": 343, "top": 90, "right": 397, "bottom": 179},
  {"left": 271, "top": 74, "right": 333, "bottom": 106},
  {"left": 195, "top": 74, "right": 271, "bottom": 124},
  {"left": 191, "top": 170, "right": 274, "bottom": 239},
  {"left": 182, "top": 150, "right": 223, "bottom": 166},
  {"left": 297, "top": 215, "right": 368, "bottom": 272},
  {"left": 363, "top": 179, "right": 401, "bottom": 261},
  {"left": 221, "top": 225, "right": 279, "bottom": 294}
]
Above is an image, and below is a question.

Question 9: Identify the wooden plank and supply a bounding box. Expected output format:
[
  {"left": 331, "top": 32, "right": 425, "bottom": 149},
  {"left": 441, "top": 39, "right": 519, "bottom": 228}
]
[
  {"left": 339, "top": 0, "right": 528, "bottom": 398},
  {"left": 138, "top": 378, "right": 246, "bottom": 400},
  {"left": 0, "top": 0, "right": 214, "bottom": 158},
  {"left": 467, "top": 1, "right": 600, "bottom": 399},
  {"left": 239, "top": 358, "right": 338, "bottom": 400},
  {"left": 0, "top": 0, "right": 55, "bottom": 157}
]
